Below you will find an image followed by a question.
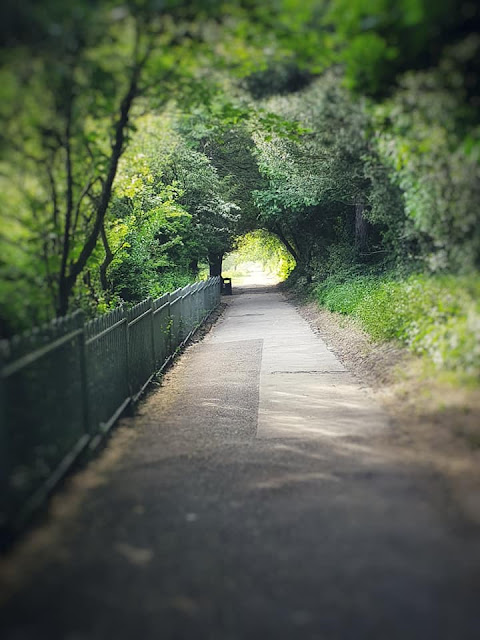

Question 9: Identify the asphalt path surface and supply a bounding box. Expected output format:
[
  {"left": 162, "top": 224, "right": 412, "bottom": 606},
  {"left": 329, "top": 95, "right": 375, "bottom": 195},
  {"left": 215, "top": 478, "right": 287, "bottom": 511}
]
[{"left": 1, "top": 287, "right": 480, "bottom": 639}]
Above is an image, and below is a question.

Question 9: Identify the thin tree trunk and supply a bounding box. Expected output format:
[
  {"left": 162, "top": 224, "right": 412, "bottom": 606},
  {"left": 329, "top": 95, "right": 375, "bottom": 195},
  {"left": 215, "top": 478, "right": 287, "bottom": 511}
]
[
  {"left": 275, "top": 225, "right": 299, "bottom": 263},
  {"left": 189, "top": 258, "right": 199, "bottom": 275},
  {"left": 209, "top": 253, "right": 223, "bottom": 277},
  {"left": 355, "top": 198, "right": 368, "bottom": 252},
  {"left": 56, "top": 22, "right": 155, "bottom": 316},
  {"left": 57, "top": 60, "right": 142, "bottom": 316},
  {"left": 57, "top": 90, "right": 75, "bottom": 316},
  {"left": 99, "top": 223, "right": 113, "bottom": 291}
]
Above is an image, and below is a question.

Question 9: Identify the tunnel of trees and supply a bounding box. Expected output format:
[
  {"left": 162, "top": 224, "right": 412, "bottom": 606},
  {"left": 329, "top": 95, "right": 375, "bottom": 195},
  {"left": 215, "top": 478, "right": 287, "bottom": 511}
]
[
  {"left": 222, "top": 230, "right": 296, "bottom": 283},
  {"left": 1, "top": 0, "right": 479, "bottom": 380}
]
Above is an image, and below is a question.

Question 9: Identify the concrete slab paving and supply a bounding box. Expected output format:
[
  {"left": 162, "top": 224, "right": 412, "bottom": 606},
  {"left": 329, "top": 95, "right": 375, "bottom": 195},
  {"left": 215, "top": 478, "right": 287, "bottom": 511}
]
[
  {"left": 209, "top": 289, "right": 386, "bottom": 440},
  {"left": 1, "top": 286, "right": 479, "bottom": 640}
]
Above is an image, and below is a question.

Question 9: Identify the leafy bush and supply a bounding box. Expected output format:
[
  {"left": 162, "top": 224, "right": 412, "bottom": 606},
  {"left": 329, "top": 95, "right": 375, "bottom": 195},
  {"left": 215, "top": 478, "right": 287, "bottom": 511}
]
[
  {"left": 315, "top": 272, "right": 480, "bottom": 377},
  {"left": 318, "top": 276, "right": 378, "bottom": 314}
]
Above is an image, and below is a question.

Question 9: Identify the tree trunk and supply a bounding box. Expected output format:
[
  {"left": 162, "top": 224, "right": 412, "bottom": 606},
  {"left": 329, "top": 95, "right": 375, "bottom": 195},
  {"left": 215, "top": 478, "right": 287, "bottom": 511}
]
[
  {"left": 56, "top": 37, "right": 147, "bottom": 317},
  {"left": 99, "top": 224, "right": 113, "bottom": 291},
  {"left": 208, "top": 253, "right": 223, "bottom": 277},
  {"left": 57, "top": 280, "right": 70, "bottom": 317},
  {"left": 275, "top": 225, "right": 299, "bottom": 263},
  {"left": 355, "top": 199, "right": 368, "bottom": 252},
  {"left": 57, "top": 88, "right": 74, "bottom": 317},
  {"left": 189, "top": 258, "right": 199, "bottom": 275}
]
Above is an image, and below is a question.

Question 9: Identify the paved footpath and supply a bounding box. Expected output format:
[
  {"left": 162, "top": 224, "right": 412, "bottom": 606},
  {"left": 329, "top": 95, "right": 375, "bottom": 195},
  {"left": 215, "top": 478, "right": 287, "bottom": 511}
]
[{"left": 1, "top": 288, "right": 480, "bottom": 639}]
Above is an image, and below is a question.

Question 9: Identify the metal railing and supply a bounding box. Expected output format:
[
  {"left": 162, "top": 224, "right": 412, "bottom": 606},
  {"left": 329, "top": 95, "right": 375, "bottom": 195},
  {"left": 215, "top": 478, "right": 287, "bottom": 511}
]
[{"left": 0, "top": 277, "right": 222, "bottom": 539}]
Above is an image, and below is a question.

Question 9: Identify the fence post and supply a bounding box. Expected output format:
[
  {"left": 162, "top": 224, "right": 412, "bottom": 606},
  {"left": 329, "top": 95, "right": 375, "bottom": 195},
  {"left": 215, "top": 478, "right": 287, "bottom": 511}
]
[
  {"left": 149, "top": 297, "right": 155, "bottom": 374},
  {"left": 121, "top": 304, "right": 131, "bottom": 405},
  {"left": 76, "top": 311, "right": 90, "bottom": 436}
]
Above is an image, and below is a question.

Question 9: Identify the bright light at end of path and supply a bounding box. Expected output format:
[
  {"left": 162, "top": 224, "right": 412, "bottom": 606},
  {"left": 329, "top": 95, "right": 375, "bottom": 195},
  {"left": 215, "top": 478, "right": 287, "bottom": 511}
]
[
  {"left": 222, "top": 230, "right": 296, "bottom": 285},
  {"left": 229, "top": 262, "right": 281, "bottom": 286}
]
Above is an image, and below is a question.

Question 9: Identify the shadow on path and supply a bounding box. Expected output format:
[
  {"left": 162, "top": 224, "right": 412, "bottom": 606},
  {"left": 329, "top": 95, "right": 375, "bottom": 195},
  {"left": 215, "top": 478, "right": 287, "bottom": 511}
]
[{"left": 1, "top": 287, "right": 479, "bottom": 639}]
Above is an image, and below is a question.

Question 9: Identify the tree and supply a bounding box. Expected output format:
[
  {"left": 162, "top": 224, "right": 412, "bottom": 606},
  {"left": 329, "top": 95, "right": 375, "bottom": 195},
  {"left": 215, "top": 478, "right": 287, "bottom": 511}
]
[
  {"left": 2, "top": 0, "right": 479, "bottom": 336},
  {"left": 1, "top": 3, "right": 165, "bottom": 318},
  {"left": 0, "top": 0, "right": 268, "bottom": 332},
  {"left": 252, "top": 71, "right": 374, "bottom": 277},
  {"left": 371, "top": 42, "right": 480, "bottom": 271},
  {"left": 164, "top": 140, "right": 241, "bottom": 276}
]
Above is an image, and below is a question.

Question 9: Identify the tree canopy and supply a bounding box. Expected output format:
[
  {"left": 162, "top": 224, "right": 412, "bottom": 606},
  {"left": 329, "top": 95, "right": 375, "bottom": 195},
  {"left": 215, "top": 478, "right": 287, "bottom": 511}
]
[{"left": 1, "top": 0, "right": 479, "bottom": 336}]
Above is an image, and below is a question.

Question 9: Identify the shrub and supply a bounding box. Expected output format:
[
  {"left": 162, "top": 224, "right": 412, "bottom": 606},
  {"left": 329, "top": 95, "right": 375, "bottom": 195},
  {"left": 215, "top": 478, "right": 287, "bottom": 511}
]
[{"left": 315, "top": 272, "right": 480, "bottom": 378}]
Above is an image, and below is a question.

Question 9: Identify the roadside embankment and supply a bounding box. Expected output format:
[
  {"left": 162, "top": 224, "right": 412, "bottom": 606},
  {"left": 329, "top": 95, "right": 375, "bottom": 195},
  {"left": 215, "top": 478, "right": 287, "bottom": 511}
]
[
  {"left": 285, "top": 278, "right": 480, "bottom": 525},
  {"left": 314, "top": 273, "right": 480, "bottom": 381}
]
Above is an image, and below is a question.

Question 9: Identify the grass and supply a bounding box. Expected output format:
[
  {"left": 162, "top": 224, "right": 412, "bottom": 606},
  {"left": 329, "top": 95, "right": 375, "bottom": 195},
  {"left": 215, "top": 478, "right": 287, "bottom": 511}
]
[{"left": 314, "top": 272, "right": 480, "bottom": 382}]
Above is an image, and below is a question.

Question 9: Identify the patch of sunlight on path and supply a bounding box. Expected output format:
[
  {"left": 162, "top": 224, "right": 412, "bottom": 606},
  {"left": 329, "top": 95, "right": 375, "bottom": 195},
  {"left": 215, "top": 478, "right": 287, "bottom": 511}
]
[{"left": 226, "top": 263, "right": 281, "bottom": 287}]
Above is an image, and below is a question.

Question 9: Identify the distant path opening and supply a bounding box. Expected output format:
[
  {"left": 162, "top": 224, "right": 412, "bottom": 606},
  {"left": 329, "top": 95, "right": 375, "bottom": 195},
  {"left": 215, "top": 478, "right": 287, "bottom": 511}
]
[{"left": 222, "top": 230, "right": 295, "bottom": 287}]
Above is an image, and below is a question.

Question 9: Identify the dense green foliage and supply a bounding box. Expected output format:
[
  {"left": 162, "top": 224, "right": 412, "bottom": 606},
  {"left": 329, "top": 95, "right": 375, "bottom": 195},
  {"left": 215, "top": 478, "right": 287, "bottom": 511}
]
[
  {"left": 1, "top": 0, "right": 479, "bottom": 381},
  {"left": 315, "top": 273, "right": 480, "bottom": 377},
  {"left": 224, "top": 230, "right": 295, "bottom": 280}
]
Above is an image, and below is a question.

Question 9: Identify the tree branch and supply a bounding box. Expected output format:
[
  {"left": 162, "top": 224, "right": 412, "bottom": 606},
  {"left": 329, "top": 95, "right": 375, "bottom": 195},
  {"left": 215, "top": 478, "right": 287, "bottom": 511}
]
[
  {"left": 275, "top": 224, "right": 299, "bottom": 262},
  {"left": 45, "top": 155, "right": 59, "bottom": 233},
  {"left": 58, "top": 85, "right": 75, "bottom": 309},
  {"left": 99, "top": 223, "right": 113, "bottom": 291},
  {"left": 72, "top": 175, "right": 102, "bottom": 237},
  {"left": 59, "top": 40, "right": 149, "bottom": 312}
]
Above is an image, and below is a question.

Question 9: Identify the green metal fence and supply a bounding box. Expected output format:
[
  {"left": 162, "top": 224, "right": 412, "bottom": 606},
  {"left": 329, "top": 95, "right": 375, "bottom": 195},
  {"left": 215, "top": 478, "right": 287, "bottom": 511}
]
[{"left": 0, "top": 277, "right": 221, "bottom": 539}]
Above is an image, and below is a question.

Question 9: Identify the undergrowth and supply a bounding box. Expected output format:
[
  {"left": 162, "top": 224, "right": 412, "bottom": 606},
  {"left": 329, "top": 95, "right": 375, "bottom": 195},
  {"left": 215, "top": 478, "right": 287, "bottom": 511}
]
[{"left": 314, "top": 272, "right": 480, "bottom": 381}]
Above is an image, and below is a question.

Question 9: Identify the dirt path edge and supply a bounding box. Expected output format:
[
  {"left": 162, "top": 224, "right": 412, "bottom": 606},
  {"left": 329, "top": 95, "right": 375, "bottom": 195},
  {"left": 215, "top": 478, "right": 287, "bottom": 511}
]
[{"left": 287, "top": 293, "right": 480, "bottom": 528}]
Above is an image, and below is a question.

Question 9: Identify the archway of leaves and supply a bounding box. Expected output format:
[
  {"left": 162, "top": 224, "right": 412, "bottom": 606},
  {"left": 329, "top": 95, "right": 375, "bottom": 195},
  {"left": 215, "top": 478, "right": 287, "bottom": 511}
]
[
  {"left": 222, "top": 231, "right": 296, "bottom": 286},
  {"left": 1, "top": 1, "right": 479, "bottom": 338}
]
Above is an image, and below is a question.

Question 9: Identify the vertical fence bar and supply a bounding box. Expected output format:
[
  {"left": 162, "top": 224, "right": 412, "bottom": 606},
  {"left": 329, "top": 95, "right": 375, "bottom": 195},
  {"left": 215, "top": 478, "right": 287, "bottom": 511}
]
[
  {"left": 124, "top": 305, "right": 130, "bottom": 396},
  {"left": 205, "top": 281, "right": 210, "bottom": 319},
  {"left": 166, "top": 293, "right": 172, "bottom": 359},
  {"left": 76, "top": 311, "right": 90, "bottom": 436},
  {"left": 149, "top": 297, "right": 155, "bottom": 371},
  {"left": 152, "top": 293, "right": 171, "bottom": 372},
  {"left": 84, "top": 307, "right": 131, "bottom": 447},
  {"left": 127, "top": 298, "right": 153, "bottom": 401},
  {"left": 195, "top": 283, "right": 202, "bottom": 325}
]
